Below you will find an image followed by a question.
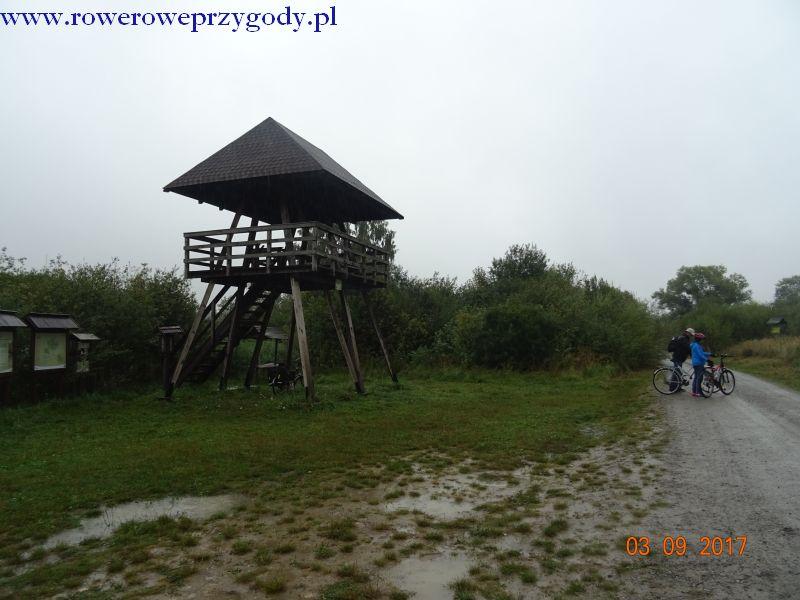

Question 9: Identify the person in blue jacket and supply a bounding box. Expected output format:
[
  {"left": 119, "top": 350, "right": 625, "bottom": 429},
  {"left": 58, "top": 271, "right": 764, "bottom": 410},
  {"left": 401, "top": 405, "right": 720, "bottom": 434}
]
[{"left": 690, "top": 332, "right": 712, "bottom": 397}]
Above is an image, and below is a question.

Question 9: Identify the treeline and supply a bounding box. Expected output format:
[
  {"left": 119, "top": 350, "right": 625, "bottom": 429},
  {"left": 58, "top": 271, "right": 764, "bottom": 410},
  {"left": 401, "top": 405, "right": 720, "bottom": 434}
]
[
  {"left": 0, "top": 249, "right": 196, "bottom": 388},
  {"left": 652, "top": 265, "right": 800, "bottom": 352},
  {"left": 0, "top": 244, "right": 659, "bottom": 398},
  {"left": 3, "top": 242, "right": 795, "bottom": 393},
  {"left": 276, "top": 244, "right": 658, "bottom": 372}
]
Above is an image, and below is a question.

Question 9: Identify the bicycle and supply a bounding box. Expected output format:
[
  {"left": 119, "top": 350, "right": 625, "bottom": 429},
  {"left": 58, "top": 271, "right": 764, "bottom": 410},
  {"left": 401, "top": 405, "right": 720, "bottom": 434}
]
[
  {"left": 652, "top": 363, "right": 694, "bottom": 395},
  {"left": 699, "top": 354, "right": 736, "bottom": 397},
  {"left": 266, "top": 359, "right": 303, "bottom": 394}
]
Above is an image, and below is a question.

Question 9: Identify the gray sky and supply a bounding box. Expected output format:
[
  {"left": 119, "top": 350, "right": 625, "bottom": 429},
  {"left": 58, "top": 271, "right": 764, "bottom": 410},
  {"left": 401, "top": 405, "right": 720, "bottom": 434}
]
[{"left": 2, "top": 0, "right": 798, "bottom": 303}]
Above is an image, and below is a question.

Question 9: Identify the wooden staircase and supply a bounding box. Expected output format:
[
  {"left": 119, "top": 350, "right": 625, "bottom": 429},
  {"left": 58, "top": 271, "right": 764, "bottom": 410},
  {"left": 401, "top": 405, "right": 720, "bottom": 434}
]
[{"left": 177, "top": 285, "right": 277, "bottom": 386}]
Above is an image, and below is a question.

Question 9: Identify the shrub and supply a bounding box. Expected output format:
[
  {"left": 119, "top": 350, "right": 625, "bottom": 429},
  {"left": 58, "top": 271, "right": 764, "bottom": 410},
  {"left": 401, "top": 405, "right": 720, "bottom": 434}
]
[{"left": 0, "top": 249, "right": 196, "bottom": 397}]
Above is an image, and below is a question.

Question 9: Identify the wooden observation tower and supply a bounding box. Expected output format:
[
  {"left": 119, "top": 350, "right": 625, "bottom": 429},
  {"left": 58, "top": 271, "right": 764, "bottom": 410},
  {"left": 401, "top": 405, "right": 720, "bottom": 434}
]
[{"left": 163, "top": 117, "right": 403, "bottom": 399}]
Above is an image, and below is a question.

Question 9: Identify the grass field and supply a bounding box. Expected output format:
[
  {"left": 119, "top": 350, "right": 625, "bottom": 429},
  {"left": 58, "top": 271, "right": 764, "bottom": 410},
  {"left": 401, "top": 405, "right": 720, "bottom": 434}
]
[
  {"left": 731, "top": 336, "right": 800, "bottom": 391},
  {"left": 0, "top": 368, "right": 652, "bottom": 598}
]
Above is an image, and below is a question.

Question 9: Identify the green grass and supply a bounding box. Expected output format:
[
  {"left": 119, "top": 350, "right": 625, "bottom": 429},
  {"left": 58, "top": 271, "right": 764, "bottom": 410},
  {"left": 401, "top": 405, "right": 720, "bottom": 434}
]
[
  {"left": 0, "top": 369, "right": 648, "bottom": 553},
  {"left": 731, "top": 336, "right": 800, "bottom": 391},
  {"left": 734, "top": 357, "right": 800, "bottom": 391}
]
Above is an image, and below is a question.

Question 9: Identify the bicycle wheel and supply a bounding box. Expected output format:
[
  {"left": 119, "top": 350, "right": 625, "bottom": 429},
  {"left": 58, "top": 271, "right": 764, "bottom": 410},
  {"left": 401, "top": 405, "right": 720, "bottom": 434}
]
[
  {"left": 719, "top": 369, "right": 736, "bottom": 395},
  {"left": 653, "top": 367, "right": 681, "bottom": 395},
  {"left": 699, "top": 369, "right": 715, "bottom": 398},
  {"left": 270, "top": 366, "right": 290, "bottom": 394}
]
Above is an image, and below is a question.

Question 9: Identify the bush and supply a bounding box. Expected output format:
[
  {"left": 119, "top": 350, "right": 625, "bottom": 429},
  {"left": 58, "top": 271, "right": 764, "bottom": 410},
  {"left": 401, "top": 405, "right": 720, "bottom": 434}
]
[
  {"left": 664, "top": 301, "right": 773, "bottom": 351},
  {"left": 0, "top": 249, "right": 196, "bottom": 396},
  {"left": 291, "top": 245, "right": 660, "bottom": 372},
  {"left": 450, "top": 266, "right": 656, "bottom": 370}
]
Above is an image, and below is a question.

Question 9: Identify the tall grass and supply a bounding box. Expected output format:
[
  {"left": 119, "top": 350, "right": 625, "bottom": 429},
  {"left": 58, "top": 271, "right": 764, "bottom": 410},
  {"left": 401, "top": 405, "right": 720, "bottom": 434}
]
[
  {"left": 731, "top": 336, "right": 800, "bottom": 362},
  {"left": 730, "top": 336, "right": 800, "bottom": 391}
]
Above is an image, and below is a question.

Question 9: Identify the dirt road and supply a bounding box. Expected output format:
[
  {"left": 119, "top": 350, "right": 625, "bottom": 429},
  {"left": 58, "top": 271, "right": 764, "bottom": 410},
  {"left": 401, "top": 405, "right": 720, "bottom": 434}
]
[{"left": 630, "top": 371, "right": 800, "bottom": 598}]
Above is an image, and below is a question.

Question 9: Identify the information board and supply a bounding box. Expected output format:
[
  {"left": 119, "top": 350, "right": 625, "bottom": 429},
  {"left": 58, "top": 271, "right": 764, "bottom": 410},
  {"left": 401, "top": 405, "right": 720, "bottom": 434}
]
[
  {"left": 34, "top": 332, "right": 66, "bottom": 371},
  {"left": 0, "top": 332, "right": 12, "bottom": 374}
]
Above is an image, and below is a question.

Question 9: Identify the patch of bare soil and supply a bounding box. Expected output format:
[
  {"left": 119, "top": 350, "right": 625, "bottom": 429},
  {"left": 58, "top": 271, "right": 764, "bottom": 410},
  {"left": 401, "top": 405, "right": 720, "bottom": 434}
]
[{"left": 60, "top": 409, "right": 670, "bottom": 599}]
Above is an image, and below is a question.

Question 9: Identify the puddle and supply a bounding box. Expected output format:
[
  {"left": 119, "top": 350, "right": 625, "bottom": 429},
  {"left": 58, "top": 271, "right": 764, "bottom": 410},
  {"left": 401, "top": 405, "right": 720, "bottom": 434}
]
[
  {"left": 495, "top": 534, "right": 532, "bottom": 557},
  {"left": 384, "top": 551, "right": 471, "bottom": 599},
  {"left": 43, "top": 494, "right": 243, "bottom": 548},
  {"left": 385, "top": 467, "right": 528, "bottom": 520}
]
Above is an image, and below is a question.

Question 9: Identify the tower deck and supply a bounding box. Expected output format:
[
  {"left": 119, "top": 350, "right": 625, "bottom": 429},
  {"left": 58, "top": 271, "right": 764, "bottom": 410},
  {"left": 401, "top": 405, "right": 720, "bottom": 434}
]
[{"left": 184, "top": 221, "right": 391, "bottom": 291}]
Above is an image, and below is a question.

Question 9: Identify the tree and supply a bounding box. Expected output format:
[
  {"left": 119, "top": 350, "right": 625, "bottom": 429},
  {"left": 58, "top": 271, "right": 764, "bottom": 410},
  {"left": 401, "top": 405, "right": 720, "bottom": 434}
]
[
  {"left": 653, "top": 265, "right": 751, "bottom": 315},
  {"left": 352, "top": 221, "right": 396, "bottom": 260},
  {"left": 775, "top": 275, "right": 800, "bottom": 306},
  {"left": 488, "top": 244, "right": 548, "bottom": 281}
]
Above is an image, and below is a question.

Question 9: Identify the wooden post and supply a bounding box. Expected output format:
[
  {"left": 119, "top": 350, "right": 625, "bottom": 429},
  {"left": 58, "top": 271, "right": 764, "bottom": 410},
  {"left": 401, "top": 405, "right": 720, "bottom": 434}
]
[
  {"left": 325, "top": 291, "right": 362, "bottom": 393},
  {"left": 245, "top": 217, "right": 259, "bottom": 269},
  {"left": 361, "top": 290, "right": 398, "bottom": 383},
  {"left": 171, "top": 212, "right": 241, "bottom": 390},
  {"left": 338, "top": 291, "right": 365, "bottom": 393},
  {"left": 285, "top": 304, "right": 296, "bottom": 367},
  {"left": 219, "top": 286, "right": 244, "bottom": 390},
  {"left": 245, "top": 293, "right": 277, "bottom": 389},
  {"left": 290, "top": 277, "right": 315, "bottom": 401}
]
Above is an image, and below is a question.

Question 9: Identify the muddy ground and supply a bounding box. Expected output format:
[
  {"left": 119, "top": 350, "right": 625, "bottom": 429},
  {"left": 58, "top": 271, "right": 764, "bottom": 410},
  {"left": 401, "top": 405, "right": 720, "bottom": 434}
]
[
  {"left": 25, "top": 369, "right": 800, "bottom": 599},
  {"left": 39, "top": 407, "right": 668, "bottom": 599}
]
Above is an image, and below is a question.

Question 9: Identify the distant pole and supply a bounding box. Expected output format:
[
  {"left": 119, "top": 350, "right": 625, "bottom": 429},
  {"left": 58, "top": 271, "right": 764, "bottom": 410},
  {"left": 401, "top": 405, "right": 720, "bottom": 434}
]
[
  {"left": 361, "top": 290, "right": 398, "bottom": 383},
  {"left": 245, "top": 293, "right": 277, "bottom": 389},
  {"left": 325, "top": 290, "right": 362, "bottom": 393},
  {"left": 219, "top": 285, "right": 244, "bottom": 390},
  {"left": 339, "top": 291, "right": 365, "bottom": 393}
]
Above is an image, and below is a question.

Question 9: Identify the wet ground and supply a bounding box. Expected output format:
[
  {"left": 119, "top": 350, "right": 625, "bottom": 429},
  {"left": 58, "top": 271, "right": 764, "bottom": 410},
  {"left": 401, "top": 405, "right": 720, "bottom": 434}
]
[
  {"left": 383, "top": 552, "right": 471, "bottom": 598},
  {"left": 42, "top": 495, "right": 244, "bottom": 549},
  {"left": 9, "top": 409, "right": 672, "bottom": 598}
]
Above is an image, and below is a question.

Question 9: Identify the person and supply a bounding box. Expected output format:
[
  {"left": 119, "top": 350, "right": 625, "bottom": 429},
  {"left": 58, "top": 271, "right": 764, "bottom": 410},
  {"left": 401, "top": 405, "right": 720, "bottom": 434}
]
[
  {"left": 665, "top": 327, "right": 694, "bottom": 392},
  {"left": 669, "top": 327, "right": 694, "bottom": 379},
  {"left": 690, "top": 332, "right": 712, "bottom": 397}
]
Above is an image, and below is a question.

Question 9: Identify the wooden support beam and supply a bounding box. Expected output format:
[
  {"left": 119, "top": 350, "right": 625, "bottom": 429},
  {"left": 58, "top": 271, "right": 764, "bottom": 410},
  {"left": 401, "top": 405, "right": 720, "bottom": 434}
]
[
  {"left": 244, "top": 293, "right": 277, "bottom": 389},
  {"left": 219, "top": 286, "right": 244, "bottom": 390},
  {"left": 339, "top": 291, "right": 365, "bottom": 393},
  {"left": 290, "top": 277, "right": 315, "bottom": 401},
  {"left": 170, "top": 281, "right": 214, "bottom": 391},
  {"left": 244, "top": 217, "right": 259, "bottom": 269},
  {"left": 285, "top": 302, "right": 296, "bottom": 367},
  {"left": 361, "top": 290, "right": 398, "bottom": 383},
  {"left": 325, "top": 291, "right": 362, "bottom": 393},
  {"left": 171, "top": 212, "right": 241, "bottom": 390}
]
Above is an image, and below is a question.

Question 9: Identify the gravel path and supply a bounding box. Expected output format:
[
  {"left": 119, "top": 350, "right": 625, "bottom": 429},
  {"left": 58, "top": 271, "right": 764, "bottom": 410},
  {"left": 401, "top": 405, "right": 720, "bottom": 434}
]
[{"left": 630, "top": 371, "right": 800, "bottom": 599}]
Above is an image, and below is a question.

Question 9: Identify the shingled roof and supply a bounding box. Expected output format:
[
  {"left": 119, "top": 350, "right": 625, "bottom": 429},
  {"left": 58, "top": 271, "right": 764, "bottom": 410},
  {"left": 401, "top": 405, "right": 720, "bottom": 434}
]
[
  {"left": 164, "top": 118, "right": 403, "bottom": 224},
  {"left": 25, "top": 313, "right": 79, "bottom": 331},
  {"left": 0, "top": 310, "right": 26, "bottom": 329}
]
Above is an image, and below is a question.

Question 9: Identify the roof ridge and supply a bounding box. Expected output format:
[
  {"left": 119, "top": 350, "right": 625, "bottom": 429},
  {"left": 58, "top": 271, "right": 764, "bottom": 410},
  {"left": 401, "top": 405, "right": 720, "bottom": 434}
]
[{"left": 163, "top": 117, "right": 403, "bottom": 222}]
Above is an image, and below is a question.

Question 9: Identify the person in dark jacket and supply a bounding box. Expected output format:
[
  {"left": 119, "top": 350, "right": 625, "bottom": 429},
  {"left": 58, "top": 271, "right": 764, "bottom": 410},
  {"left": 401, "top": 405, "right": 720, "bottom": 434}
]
[{"left": 670, "top": 327, "right": 694, "bottom": 372}]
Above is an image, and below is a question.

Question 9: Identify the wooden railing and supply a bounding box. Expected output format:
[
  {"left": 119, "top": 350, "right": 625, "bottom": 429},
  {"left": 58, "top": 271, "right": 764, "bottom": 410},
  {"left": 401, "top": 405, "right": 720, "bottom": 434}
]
[{"left": 183, "top": 222, "right": 391, "bottom": 286}]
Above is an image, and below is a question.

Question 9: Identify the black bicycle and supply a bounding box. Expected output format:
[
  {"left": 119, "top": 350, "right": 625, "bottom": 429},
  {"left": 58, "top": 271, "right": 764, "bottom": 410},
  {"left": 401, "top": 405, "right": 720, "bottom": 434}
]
[{"left": 265, "top": 359, "right": 302, "bottom": 394}]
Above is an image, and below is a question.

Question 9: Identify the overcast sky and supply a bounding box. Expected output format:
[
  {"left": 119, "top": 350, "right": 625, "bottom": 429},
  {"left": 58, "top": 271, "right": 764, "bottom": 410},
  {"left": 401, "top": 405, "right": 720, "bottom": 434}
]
[{"left": 1, "top": 0, "right": 798, "bottom": 303}]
